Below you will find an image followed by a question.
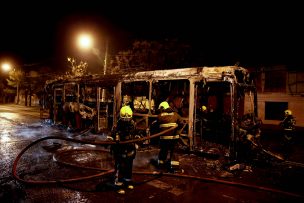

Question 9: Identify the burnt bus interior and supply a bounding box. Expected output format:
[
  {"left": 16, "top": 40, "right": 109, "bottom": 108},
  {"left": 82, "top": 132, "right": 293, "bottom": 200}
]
[
  {"left": 115, "top": 67, "right": 257, "bottom": 154},
  {"left": 46, "top": 77, "right": 116, "bottom": 133},
  {"left": 53, "top": 85, "right": 63, "bottom": 123},
  {"left": 45, "top": 66, "right": 257, "bottom": 156},
  {"left": 194, "top": 81, "right": 233, "bottom": 145},
  {"left": 119, "top": 78, "right": 251, "bottom": 149},
  {"left": 96, "top": 87, "right": 115, "bottom": 132},
  {"left": 120, "top": 80, "right": 191, "bottom": 145},
  {"left": 79, "top": 82, "right": 115, "bottom": 133}
]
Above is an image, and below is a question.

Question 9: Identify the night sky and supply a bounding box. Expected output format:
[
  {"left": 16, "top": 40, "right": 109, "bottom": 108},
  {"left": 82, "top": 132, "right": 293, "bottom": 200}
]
[{"left": 0, "top": 1, "right": 303, "bottom": 71}]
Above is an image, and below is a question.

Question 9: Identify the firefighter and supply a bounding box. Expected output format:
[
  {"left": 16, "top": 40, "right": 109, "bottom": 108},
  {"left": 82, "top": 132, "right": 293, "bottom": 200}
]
[
  {"left": 279, "top": 109, "right": 296, "bottom": 159},
  {"left": 156, "top": 101, "right": 184, "bottom": 173},
  {"left": 201, "top": 105, "right": 207, "bottom": 113},
  {"left": 196, "top": 105, "right": 209, "bottom": 141},
  {"left": 109, "top": 105, "right": 137, "bottom": 194},
  {"left": 200, "top": 105, "right": 208, "bottom": 131}
]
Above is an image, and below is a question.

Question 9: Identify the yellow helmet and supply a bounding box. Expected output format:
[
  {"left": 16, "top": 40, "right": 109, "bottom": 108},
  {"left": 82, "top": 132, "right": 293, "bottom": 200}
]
[
  {"left": 202, "top": 105, "right": 207, "bottom": 112},
  {"left": 158, "top": 101, "right": 170, "bottom": 110},
  {"left": 120, "top": 105, "right": 133, "bottom": 118},
  {"left": 284, "top": 109, "right": 292, "bottom": 116}
]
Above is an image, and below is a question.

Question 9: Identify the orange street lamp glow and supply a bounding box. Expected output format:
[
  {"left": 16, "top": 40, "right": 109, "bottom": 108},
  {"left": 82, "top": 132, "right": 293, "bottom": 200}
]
[
  {"left": 77, "top": 34, "right": 93, "bottom": 50},
  {"left": 1, "top": 63, "right": 12, "bottom": 72}
]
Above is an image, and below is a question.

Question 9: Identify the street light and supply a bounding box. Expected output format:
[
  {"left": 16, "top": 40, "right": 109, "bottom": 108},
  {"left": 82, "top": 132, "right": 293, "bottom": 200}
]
[
  {"left": 1, "top": 62, "right": 23, "bottom": 104},
  {"left": 77, "top": 34, "right": 93, "bottom": 50},
  {"left": 1, "top": 62, "right": 21, "bottom": 104},
  {"left": 77, "top": 32, "right": 108, "bottom": 75},
  {"left": 1, "top": 63, "right": 12, "bottom": 72},
  {"left": 1, "top": 63, "right": 12, "bottom": 103}
]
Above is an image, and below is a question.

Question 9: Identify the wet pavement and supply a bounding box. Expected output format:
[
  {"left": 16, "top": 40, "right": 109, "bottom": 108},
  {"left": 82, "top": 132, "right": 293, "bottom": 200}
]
[{"left": 1, "top": 104, "right": 304, "bottom": 203}]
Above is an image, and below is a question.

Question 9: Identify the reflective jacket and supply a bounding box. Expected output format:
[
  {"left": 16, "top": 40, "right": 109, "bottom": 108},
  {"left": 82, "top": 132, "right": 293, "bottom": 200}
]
[
  {"left": 158, "top": 109, "right": 183, "bottom": 140},
  {"left": 280, "top": 115, "right": 296, "bottom": 131},
  {"left": 111, "top": 118, "right": 136, "bottom": 159}
]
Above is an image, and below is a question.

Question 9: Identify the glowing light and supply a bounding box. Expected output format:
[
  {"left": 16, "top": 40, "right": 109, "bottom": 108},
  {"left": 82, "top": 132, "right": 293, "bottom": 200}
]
[
  {"left": 1, "top": 63, "right": 12, "bottom": 72},
  {"left": 77, "top": 34, "right": 93, "bottom": 50}
]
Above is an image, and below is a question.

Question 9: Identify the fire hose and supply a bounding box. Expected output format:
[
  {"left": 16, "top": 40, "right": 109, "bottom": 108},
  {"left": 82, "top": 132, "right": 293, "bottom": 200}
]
[
  {"left": 11, "top": 125, "right": 304, "bottom": 199},
  {"left": 12, "top": 125, "right": 178, "bottom": 184}
]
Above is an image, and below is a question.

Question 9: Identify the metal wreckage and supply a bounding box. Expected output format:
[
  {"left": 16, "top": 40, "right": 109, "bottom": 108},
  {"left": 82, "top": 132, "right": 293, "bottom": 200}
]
[{"left": 39, "top": 65, "right": 278, "bottom": 161}]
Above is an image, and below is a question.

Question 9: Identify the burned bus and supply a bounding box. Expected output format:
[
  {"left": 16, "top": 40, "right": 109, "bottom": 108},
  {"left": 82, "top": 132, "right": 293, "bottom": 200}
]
[
  {"left": 44, "top": 66, "right": 258, "bottom": 159},
  {"left": 44, "top": 75, "right": 118, "bottom": 132}
]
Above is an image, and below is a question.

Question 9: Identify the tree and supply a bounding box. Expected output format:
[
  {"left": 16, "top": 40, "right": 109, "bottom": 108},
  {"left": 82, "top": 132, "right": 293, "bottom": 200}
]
[
  {"left": 7, "top": 69, "right": 24, "bottom": 104},
  {"left": 66, "top": 57, "right": 88, "bottom": 77},
  {"left": 23, "top": 70, "right": 48, "bottom": 106},
  {"left": 110, "top": 39, "right": 192, "bottom": 74}
]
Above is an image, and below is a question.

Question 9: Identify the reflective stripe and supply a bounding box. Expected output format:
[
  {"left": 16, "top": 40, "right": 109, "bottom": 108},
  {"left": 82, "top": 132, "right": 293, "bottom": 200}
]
[
  {"left": 160, "top": 112, "right": 174, "bottom": 116},
  {"left": 115, "top": 181, "right": 123, "bottom": 186},
  {"left": 170, "top": 161, "right": 180, "bottom": 166},
  {"left": 158, "top": 160, "right": 165, "bottom": 164},
  {"left": 127, "top": 151, "right": 135, "bottom": 157},
  {"left": 122, "top": 151, "right": 135, "bottom": 158},
  {"left": 160, "top": 123, "right": 177, "bottom": 128},
  {"left": 123, "top": 178, "right": 132, "bottom": 182},
  {"left": 160, "top": 135, "right": 180, "bottom": 139},
  {"left": 284, "top": 135, "right": 292, "bottom": 140}
]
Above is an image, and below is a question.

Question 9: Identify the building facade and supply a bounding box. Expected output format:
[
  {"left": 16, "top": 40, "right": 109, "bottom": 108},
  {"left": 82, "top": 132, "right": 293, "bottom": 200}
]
[{"left": 252, "top": 65, "right": 304, "bottom": 127}]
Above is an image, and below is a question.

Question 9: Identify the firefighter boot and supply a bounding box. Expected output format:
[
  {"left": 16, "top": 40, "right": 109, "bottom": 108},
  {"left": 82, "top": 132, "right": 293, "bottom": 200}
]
[
  {"left": 114, "top": 180, "right": 125, "bottom": 195},
  {"left": 168, "top": 160, "right": 184, "bottom": 174},
  {"left": 124, "top": 180, "right": 134, "bottom": 190},
  {"left": 117, "top": 188, "right": 126, "bottom": 195},
  {"left": 150, "top": 159, "right": 166, "bottom": 171}
]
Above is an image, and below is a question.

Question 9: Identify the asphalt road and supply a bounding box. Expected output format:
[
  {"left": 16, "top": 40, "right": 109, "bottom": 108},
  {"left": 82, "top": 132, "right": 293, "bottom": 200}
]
[{"left": 1, "top": 104, "right": 304, "bottom": 203}]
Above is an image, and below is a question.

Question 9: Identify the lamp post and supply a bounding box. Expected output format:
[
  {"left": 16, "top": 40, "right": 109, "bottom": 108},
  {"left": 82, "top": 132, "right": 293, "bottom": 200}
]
[
  {"left": 1, "top": 63, "right": 23, "bottom": 104},
  {"left": 76, "top": 33, "right": 110, "bottom": 132},
  {"left": 103, "top": 39, "right": 108, "bottom": 75},
  {"left": 1, "top": 63, "right": 11, "bottom": 103},
  {"left": 77, "top": 33, "right": 108, "bottom": 75}
]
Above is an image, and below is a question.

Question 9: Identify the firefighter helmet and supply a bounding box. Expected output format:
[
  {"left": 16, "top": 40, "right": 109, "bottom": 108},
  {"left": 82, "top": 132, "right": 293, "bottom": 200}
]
[
  {"left": 202, "top": 105, "right": 207, "bottom": 112},
  {"left": 284, "top": 109, "right": 292, "bottom": 116},
  {"left": 120, "top": 105, "right": 133, "bottom": 118},
  {"left": 158, "top": 101, "right": 170, "bottom": 110}
]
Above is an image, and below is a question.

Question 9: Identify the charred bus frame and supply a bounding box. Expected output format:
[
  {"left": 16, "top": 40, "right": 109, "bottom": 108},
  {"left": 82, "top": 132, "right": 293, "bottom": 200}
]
[{"left": 44, "top": 66, "right": 257, "bottom": 158}]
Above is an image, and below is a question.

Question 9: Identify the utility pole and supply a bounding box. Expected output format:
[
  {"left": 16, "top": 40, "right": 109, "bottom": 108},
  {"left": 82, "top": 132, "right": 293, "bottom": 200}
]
[{"left": 103, "top": 39, "right": 109, "bottom": 75}]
